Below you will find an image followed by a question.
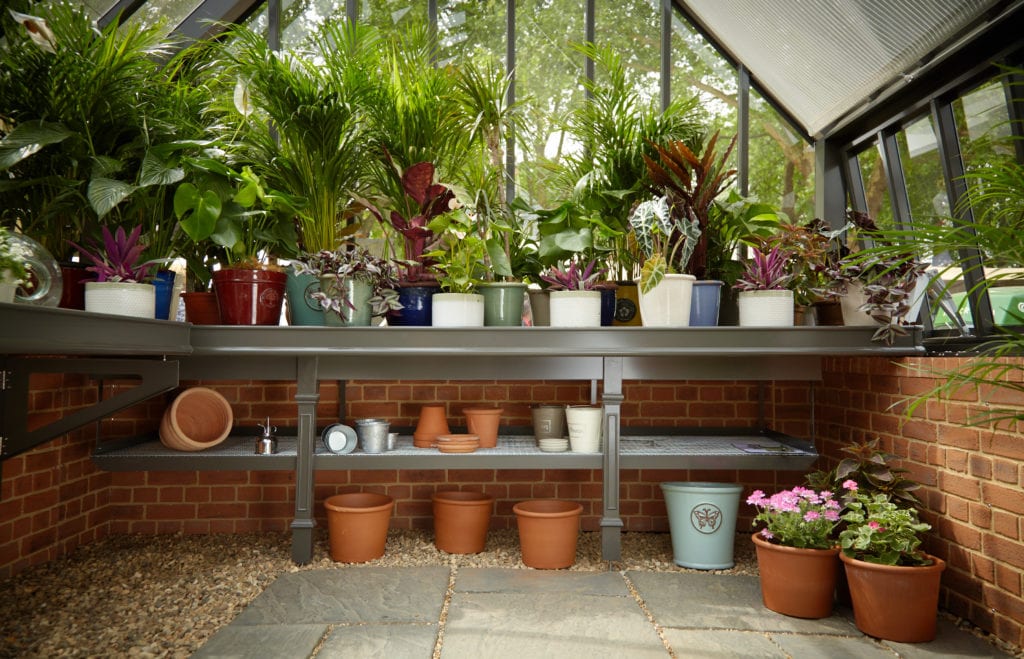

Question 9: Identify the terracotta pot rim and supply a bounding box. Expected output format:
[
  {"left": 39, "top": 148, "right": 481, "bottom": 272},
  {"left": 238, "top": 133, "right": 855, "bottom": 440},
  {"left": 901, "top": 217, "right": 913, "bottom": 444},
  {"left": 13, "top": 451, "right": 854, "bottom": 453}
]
[
  {"left": 513, "top": 499, "right": 582, "bottom": 518},
  {"left": 839, "top": 550, "right": 946, "bottom": 572},
  {"left": 160, "top": 387, "right": 233, "bottom": 451},
  {"left": 751, "top": 532, "right": 840, "bottom": 555},
  {"left": 432, "top": 491, "right": 494, "bottom": 505},
  {"left": 463, "top": 407, "right": 503, "bottom": 415},
  {"left": 324, "top": 492, "right": 394, "bottom": 513}
]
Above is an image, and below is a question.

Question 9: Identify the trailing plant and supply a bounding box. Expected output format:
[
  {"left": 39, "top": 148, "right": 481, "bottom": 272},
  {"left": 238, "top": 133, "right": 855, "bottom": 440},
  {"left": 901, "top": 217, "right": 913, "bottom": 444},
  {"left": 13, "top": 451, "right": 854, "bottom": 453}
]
[
  {"left": 838, "top": 481, "right": 933, "bottom": 566},
  {"left": 644, "top": 131, "right": 738, "bottom": 279},
  {"left": 293, "top": 244, "right": 401, "bottom": 320},
  {"left": 628, "top": 196, "right": 701, "bottom": 294},
  {"left": 539, "top": 258, "right": 606, "bottom": 292},
  {"left": 733, "top": 246, "right": 791, "bottom": 291}
]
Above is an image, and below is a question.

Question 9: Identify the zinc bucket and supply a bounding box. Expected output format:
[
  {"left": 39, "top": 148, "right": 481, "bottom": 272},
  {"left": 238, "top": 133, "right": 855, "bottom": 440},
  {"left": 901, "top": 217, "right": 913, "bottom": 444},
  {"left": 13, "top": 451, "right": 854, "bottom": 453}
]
[{"left": 661, "top": 482, "right": 742, "bottom": 570}]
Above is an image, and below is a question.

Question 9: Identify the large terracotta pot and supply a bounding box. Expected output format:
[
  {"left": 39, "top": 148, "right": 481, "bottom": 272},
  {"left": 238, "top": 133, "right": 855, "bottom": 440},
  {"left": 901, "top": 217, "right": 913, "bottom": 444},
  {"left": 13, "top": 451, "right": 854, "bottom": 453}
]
[
  {"left": 513, "top": 499, "right": 582, "bottom": 569},
  {"left": 840, "top": 551, "right": 946, "bottom": 642},
  {"left": 432, "top": 490, "right": 494, "bottom": 554},
  {"left": 212, "top": 267, "right": 286, "bottom": 325},
  {"left": 181, "top": 291, "right": 220, "bottom": 325},
  {"left": 324, "top": 492, "right": 394, "bottom": 563},
  {"left": 463, "top": 407, "right": 503, "bottom": 448},
  {"left": 159, "top": 387, "right": 234, "bottom": 452},
  {"left": 751, "top": 532, "right": 840, "bottom": 619},
  {"left": 414, "top": 404, "right": 450, "bottom": 448}
]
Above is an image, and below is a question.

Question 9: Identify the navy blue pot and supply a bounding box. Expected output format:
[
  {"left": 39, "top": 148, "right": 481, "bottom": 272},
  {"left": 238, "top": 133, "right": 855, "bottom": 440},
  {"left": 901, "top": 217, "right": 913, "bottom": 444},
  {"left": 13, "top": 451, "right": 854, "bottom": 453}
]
[
  {"left": 152, "top": 270, "right": 176, "bottom": 320},
  {"left": 387, "top": 283, "right": 439, "bottom": 326},
  {"left": 599, "top": 286, "right": 618, "bottom": 326}
]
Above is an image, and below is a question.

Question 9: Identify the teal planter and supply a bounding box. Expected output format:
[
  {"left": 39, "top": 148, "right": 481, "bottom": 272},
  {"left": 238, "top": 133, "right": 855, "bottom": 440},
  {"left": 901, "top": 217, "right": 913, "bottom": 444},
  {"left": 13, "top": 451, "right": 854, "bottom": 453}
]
[
  {"left": 285, "top": 266, "right": 325, "bottom": 326},
  {"left": 661, "top": 481, "right": 742, "bottom": 569},
  {"left": 480, "top": 282, "right": 527, "bottom": 326}
]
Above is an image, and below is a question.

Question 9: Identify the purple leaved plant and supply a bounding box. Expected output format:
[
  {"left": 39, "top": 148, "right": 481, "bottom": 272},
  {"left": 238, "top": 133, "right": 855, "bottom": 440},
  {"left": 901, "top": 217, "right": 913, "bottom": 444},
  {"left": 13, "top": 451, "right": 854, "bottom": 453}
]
[
  {"left": 734, "top": 246, "right": 792, "bottom": 291},
  {"left": 539, "top": 258, "right": 606, "bottom": 291},
  {"left": 69, "top": 225, "right": 158, "bottom": 283}
]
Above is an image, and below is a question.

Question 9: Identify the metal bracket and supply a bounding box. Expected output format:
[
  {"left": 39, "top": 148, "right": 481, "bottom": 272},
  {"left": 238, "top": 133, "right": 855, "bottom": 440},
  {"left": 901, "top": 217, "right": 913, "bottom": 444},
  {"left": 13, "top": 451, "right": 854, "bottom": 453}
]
[{"left": 0, "top": 357, "right": 179, "bottom": 461}]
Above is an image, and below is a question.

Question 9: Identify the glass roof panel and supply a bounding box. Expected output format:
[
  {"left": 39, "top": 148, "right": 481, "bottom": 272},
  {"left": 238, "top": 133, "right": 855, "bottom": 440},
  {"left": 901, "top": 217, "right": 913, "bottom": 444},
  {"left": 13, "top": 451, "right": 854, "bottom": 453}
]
[
  {"left": 82, "top": 1, "right": 121, "bottom": 20},
  {"left": 126, "top": 0, "right": 208, "bottom": 33},
  {"left": 682, "top": 0, "right": 1001, "bottom": 138}
]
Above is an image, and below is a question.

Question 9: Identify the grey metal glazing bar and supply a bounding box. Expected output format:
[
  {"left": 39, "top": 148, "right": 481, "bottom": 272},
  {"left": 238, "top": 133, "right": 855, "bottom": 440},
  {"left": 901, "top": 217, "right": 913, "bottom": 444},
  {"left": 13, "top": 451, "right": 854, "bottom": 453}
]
[
  {"left": 506, "top": 0, "right": 517, "bottom": 205},
  {"left": 737, "top": 65, "right": 750, "bottom": 197},
  {"left": 99, "top": 0, "right": 146, "bottom": 27},
  {"left": 660, "top": 0, "right": 671, "bottom": 113},
  {"left": 878, "top": 130, "right": 914, "bottom": 231},
  {"left": 347, "top": 0, "right": 357, "bottom": 23},
  {"left": 585, "top": 0, "right": 595, "bottom": 89},
  {"left": 267, "top": 0, "right": 280, "bottom": 51}
]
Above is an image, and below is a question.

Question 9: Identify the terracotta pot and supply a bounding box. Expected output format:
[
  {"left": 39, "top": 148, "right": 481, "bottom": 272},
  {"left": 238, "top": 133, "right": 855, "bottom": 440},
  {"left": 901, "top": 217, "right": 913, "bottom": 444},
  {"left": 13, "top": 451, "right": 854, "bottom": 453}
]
[
  {"left": 181, "top": 291, "right": 220, "bottom": 325},
  {"left": 212, "top": 268, "right": 287, "bottom": 325},
  {"left": 159, "top": 387, "right": 234, "bottom": 452},
  {"left": 414, "top": 404, "right": 449, "bottom": 448},
  {"left": 324, "top": 492, "right": 394, "bottom": 563},
  {"left": 463, "top": 407, "right": 503, "bottom": 448},
  {"left": 432, "top": 490, "right": 494, "bottom": 554},
  {"left": 513, "top": 499, "right": 582, "bottom": 569},
  {"left": 813, "top": 299, "right": 844, "bottom": 326},
  {"left": 752, "top": 533, "right": 840, "bottom": 619},
  {"left": 840, "top": 551, "right": 946, "bottom": 642}
]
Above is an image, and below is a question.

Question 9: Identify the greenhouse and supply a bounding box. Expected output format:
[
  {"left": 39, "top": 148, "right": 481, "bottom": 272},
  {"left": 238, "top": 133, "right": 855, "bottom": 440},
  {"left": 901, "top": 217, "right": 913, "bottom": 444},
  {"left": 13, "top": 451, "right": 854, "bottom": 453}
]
[{"left": 1, "top": 0, "right": 1022, "bottom": 656}]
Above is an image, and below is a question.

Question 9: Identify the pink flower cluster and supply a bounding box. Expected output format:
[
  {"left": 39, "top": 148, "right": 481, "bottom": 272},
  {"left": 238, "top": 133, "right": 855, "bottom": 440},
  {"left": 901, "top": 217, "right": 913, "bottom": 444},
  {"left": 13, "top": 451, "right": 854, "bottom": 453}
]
[
  {"left": 746, "top": 485, "right": 843, "bottom": 549},
  {"left": 746, "top": 486, "right": 841, "bottom": 522}
]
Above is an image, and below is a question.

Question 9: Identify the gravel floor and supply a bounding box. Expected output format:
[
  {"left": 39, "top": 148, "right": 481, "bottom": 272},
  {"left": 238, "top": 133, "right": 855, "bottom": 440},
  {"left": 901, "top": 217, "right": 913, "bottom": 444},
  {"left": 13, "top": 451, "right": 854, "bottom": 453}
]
[{"left": 0, "top": 530, "right": 1018, "bottom": 658}]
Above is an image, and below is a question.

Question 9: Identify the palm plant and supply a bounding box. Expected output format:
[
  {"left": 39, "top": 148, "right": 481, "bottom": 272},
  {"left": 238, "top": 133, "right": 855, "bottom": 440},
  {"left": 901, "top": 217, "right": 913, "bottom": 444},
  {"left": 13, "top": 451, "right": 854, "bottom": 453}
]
[
  {"left": 556, "top": 42, "right": 703, "bottom": 277},
  {"left": 210, "top": 20, "right": 378, "bottom": 255},
  {"left": 0, "top": 3, "right": 180, "bottom": 262}
]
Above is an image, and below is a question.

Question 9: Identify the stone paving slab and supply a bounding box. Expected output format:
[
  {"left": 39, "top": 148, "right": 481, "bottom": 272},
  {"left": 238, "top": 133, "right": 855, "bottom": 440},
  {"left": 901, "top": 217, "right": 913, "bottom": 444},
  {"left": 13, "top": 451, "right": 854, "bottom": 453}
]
[
  {"left": 881, "top": 620, "right": 1013, "bottom": 658},
  {"left": 627, "top": 571, "right": 859, "bottom": 635},
  {"left": 231, "top": 567, "right": 449, "bottom": 626},
  {"left": 772, "top": 632, "right": 898, "bottom": 658},
  {"left": 441, "top": 591, "right": 667, "bottom": 658},
  {"left": 455, "top": 567, "right": 630, "bottom": 596},
  {"left": 316, "top": 623, "right": 439, "bottom": 658},
  {"left": 192, "top": 623, "right": 327, "bottom": 659}
]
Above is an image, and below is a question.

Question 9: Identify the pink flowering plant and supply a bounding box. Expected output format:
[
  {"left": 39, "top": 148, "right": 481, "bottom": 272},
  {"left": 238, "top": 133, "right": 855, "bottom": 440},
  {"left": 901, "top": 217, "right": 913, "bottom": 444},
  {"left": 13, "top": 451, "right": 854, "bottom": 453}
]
[
  {"left": 746, "top": 486, "right": 841, "bottom": 549},
  {"left": 838, "top": 480, "right": 933, "bottom": 566}
]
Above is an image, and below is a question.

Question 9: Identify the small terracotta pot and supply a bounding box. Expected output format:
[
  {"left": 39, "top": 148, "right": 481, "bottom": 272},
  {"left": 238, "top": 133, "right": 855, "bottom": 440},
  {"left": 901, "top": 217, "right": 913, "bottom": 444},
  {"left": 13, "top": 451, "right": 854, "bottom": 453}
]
[
  {"left": 432, "top": 490, "right": 494, "bottom": 554},
  {"left": 463, "top": 407, "right": 503, "bottom": 448},
  {"left": 513, "top": 499, "right": 582, "bottom": 569},
  {"left": 752, "top": 532, "right": 840, "bottom": 619},
  {"left": 840, "top": 551, "right": 946, "bottom": 642},
  {"left": 414, "top": 404, "right": 450, "bottom": 448},
  {"left": 324, "top": 492, "right": 394, "bottom": 563},
  {"left": 181, "top": 291, "right": 220, "bottom": 325},
  {"left": 159, "top": 387, "right": 233, "bottom": 451}
]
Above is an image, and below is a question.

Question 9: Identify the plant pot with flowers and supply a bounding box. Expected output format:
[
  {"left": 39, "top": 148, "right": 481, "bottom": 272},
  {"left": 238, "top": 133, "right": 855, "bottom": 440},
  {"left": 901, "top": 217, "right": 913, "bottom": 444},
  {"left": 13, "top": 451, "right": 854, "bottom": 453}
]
[
  {"left": 540, "top": 258, "right": 606, "bottom": 327},
  {"left": 746, "top": 486, "right": 842, "bottom": 619},
  {"left": 837, "top": 480, "right": 945, "bottom": 643},
  {"left": 733, "top": 246, "right": 794, "bottom": 327},
  {"left": 69, "top": 225, "right": 162, "bottom": 318},
  {"left": 294, "top": 243, "right": 401, "bottom": 326},
  {"left": 628, "top": 196, "right": 699, "bottom": 326}
]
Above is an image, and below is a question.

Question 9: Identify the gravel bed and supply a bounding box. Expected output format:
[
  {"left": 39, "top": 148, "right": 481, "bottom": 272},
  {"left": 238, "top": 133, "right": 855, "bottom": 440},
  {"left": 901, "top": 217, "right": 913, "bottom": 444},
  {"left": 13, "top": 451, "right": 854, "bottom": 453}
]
[{"left": 0, "top": 530, "right": 1017, "bottom": 658}]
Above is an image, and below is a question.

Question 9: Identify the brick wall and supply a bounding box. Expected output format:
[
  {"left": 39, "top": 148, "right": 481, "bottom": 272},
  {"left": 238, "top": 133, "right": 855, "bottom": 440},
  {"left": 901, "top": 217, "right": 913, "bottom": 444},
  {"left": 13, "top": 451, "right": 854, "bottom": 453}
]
[{"left": 2, "top": 359, "right": 1021, "bottom": 647}]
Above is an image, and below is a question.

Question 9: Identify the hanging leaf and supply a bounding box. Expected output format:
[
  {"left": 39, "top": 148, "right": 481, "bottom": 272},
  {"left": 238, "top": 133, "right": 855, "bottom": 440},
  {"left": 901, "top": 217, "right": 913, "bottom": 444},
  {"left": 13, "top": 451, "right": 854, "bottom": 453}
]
[
  {"left": 0, "top": 121, "right": 72, "bottom": 171},
  {"left": 87, "top": 178, "right": 136, "bottom": 218},
  {"left": 139, "top": 150, "right": 184, "bottom": 187}
]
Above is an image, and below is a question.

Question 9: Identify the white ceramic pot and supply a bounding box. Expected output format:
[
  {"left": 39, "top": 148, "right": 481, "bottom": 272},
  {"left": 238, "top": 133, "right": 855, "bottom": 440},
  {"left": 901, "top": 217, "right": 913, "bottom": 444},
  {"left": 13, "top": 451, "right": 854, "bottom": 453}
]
[
  {"left": 636, "top": 273, "right": 696, "bottom": 327},
  {"left": 565, "top": 405, "right": 603, "bottom": 453},
  {"left": 549, "top": 290, "right": 602, "bottom": 327},
  {"left": 431, "top": 292, "right": 485, "bottom": 327},
  {"left": 737, "top": 290, "right": 794, "bottom": 327},
  {"left": 84, "top": 281, "right": 156, "bottom": 318},
  {"left": 0, "top": 270, "right": 17, "bottom": 303}
]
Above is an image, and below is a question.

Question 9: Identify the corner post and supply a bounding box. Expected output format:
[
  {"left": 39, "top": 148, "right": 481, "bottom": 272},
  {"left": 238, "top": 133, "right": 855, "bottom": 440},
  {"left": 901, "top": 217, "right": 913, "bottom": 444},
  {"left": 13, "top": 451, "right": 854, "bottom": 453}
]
[
  {"left": 291, "top": 356, "right": 320, "bottom": 563},
  {"left": 601, "top": 356, "right": 624, "bottom": 561}
]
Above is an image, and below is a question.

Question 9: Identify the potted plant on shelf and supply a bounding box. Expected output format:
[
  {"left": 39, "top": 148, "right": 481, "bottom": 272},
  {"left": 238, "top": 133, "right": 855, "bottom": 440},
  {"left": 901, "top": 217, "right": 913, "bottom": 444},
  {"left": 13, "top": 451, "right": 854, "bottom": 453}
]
[
  {"left": 764, "top": 221, "right": 837, "bottom": 325},
  {"left": 628, "top": 196, "right": 700, "bottom": 326},
  {"left": 423, "top": 210, "right": 488, "bottom": 327},
  {"left": 733, "top": 246, "right": 794, "bottom": 326},
  {"left": 0, "top": 227, "right": 32, "bottom": 303},
  {"left": 838, "top": 480, "right": 945, "bottom": 643},
  {"left": 293, "top": 244, "right": 401, "bottom": 326},
  {"left": 68, "top": 225, "right": 161, "bottom": 318},
  {"left": 539, "top": 257, "right": 606, "bottom": 327},
  {"left": 746, "top": 486, "right": 842, "bottom": 619}
]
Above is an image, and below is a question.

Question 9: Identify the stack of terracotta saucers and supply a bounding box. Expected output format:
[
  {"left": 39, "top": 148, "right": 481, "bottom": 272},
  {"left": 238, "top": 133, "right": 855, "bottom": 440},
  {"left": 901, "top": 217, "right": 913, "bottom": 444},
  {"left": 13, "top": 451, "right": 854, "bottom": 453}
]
[
  {"left": 436, "top": 434, "right": 481, "bottom": 453},
  {"left": 538, "top": 437, "right": 569, "bottom": 452}
]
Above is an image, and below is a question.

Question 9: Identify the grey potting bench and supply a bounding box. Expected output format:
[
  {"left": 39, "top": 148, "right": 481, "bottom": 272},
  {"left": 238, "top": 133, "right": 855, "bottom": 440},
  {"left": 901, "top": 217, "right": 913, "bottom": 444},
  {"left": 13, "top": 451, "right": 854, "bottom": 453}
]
[{"left": 0, "top": 303, "right": 925, "bottom": 563}]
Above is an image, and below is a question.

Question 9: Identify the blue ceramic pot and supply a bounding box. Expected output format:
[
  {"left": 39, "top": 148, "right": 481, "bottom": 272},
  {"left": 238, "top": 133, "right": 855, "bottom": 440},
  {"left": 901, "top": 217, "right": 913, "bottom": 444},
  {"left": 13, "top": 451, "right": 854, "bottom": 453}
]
[{"left": 387, "top": 283, "right": 439, "bottom": 326}]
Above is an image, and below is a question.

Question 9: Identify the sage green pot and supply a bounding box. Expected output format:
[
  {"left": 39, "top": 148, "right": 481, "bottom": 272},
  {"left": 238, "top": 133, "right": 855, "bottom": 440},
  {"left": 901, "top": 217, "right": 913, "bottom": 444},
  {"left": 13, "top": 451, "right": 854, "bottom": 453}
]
[
  {"left": 320, "top": 275, "right": 373, "bottom": 327},
  {"left": 480, "top": 281, "right": 527, "bottom": 326}
]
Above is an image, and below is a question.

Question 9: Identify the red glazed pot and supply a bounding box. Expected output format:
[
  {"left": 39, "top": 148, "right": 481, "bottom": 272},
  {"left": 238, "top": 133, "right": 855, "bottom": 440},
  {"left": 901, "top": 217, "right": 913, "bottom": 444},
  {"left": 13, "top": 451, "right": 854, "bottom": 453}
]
[{"left": 212, "top": 268, "right": 287, "bottom": 325}]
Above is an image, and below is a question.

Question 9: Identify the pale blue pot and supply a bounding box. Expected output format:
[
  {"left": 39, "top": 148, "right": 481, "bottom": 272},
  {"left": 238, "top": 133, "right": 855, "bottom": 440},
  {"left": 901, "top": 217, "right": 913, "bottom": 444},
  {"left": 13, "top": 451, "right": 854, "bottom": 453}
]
[{"left": 660, "top": 481, "right": 743, "bottom": 569}]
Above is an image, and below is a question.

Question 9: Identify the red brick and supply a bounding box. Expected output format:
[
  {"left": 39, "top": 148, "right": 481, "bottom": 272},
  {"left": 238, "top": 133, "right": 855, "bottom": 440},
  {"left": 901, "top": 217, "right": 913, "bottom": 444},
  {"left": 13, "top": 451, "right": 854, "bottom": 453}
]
[
  {"left": 983, "top": 482, "right": 1024, "bottom": 515},
  {"left": 986, "top": 534, "right": 1024, "bottom": 570},
  {"left": 940, "top": 472, "right": 981, "bottom": 500},
  {"left": 993, "top": 460, "right": 1020, "bottom": 485}
]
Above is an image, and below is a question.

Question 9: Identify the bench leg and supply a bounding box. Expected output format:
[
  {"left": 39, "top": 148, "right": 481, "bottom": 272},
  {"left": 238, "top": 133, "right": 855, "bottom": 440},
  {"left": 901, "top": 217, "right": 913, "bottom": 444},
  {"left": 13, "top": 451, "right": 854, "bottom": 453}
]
[
  {"left": 601, "top": 357, "right": 624, "bottom": 561},
  {"left": 291, "top": 356, "right": 320, "bottom": 564}
]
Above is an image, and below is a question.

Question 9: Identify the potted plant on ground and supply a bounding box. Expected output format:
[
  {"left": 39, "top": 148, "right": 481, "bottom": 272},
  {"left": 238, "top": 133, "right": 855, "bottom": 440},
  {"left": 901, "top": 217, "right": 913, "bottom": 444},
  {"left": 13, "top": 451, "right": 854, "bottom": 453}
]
[
  {"left": 746, "top": 486, "right": 842, "bottom": 619},
  {"left": 733, "top": 246, "right": 794, "bottom": 326},
  {"left": 539, "top": 257, "right": 606, "bottom": 327},
  {"left": 68, "top": 225, "right": 161, "bottom": 318},
  {"left": 293, "top": 244, "right": 401, "bottom": 326},
  {"left": 628, "top": 196, "right": 700, "bottom": 326},
  {"left": 837, "top": 480, "right": 945, "bottom": 643}
]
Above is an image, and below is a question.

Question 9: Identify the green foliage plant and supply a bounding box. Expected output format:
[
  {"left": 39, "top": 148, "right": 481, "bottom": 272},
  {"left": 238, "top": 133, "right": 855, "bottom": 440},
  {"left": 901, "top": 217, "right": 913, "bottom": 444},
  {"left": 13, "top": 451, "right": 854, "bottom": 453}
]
[
  {"left": 804, "top": 437, "right": 922, "bottom": 508},
  {"left": 628, "top": 197, "right": 700, "bottom": 294},
  {"left": 705, "top": 191, "right": 784, "bottom": 286},
  {"left": 423, "top": 210, "right": 488, "bottom": 295},
  {"left": 838, "top": 482, "right": 933, "bottom": 566}
]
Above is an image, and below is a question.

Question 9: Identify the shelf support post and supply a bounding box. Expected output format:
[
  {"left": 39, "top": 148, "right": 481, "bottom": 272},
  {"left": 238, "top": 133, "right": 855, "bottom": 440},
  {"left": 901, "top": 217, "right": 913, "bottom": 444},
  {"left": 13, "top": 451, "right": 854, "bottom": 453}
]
[
  {"left": 291, "top": 355, "right": 320, "bottom": 563},
  {"left": 601, "top": 357, "right": 624, "bottom": 561}
]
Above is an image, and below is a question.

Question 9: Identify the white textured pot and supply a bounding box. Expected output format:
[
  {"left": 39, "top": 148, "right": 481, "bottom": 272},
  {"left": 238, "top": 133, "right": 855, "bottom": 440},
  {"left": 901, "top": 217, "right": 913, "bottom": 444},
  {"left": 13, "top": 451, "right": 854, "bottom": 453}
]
[
  {"left": 565, "top": 405, "right": 603, "bottom": 453},
  {"left": 549, "top": 290, "right": 602, "bottom": 327},
  {"left": 84, "top": 281, "right": 156, "bottom": 318},
  {"left": 737, "top": 289, "right": 794, "bottom": 327},
  {"left": 431, "top": 292, "right": 485, "bottom": 327},
  {"left": 636, "top": 274, "right": 696, "bottom": 327}
]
